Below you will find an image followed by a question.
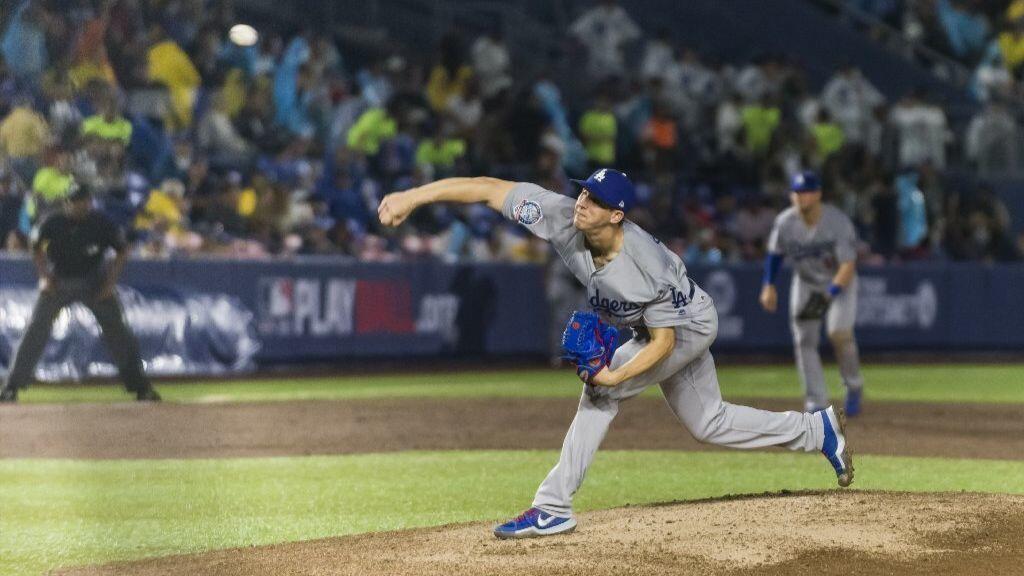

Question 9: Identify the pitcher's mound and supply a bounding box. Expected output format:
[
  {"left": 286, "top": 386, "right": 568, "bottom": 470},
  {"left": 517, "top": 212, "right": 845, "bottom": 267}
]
[{"left": 59, "top": 490, "right": 1024, "bottom": 576}]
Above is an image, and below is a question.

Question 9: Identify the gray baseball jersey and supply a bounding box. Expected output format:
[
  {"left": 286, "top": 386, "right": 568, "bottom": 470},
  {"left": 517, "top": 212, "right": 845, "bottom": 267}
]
[
  {"left": 767, "top": 205, "right": 857, "bottom": 288},
  {"left": 767, "top": 205, "right": 863, "bottom": 411},
  {"left": 501, "top": 182, "right": 827, "bottom": 517},
  {"left": 502, "top": 182, "right": 714, "bottom": 338}
]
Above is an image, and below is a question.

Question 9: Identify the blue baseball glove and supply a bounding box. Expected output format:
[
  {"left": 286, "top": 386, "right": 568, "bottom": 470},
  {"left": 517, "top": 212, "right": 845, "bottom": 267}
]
[{"left": 561, "top": 311, "right": 618, "bottom": 383}]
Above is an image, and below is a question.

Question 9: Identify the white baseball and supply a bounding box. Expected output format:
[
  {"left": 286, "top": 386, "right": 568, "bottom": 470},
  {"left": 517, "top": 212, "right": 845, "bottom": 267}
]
[{"left": 228, "top": 24, "right": 258, "bottom": 47}]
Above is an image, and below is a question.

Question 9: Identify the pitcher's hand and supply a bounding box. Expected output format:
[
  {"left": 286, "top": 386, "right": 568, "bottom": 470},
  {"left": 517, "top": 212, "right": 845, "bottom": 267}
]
[{"left": 378, "top": 191, "right": 417, "bottom": 227}]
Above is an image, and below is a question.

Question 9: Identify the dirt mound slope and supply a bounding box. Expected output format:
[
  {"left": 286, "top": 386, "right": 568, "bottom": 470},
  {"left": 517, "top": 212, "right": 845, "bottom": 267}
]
[{"left": 56, "top": 490, "right": 1024, "bottom": 576}]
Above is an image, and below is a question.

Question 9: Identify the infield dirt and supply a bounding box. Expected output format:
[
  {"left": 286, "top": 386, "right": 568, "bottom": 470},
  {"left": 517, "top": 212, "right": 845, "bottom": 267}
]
[{"left": 1, "top": 396, "right": 1022, "bottom": 460}]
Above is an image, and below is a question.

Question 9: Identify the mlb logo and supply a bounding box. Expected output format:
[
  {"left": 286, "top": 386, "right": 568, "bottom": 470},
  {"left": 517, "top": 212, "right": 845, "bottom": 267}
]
[{"left": 260, "top": 277, "right": 294, "bottom": 319}]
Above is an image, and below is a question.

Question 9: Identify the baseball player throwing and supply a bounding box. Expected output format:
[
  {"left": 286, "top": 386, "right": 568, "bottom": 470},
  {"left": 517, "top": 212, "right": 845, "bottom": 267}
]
[
  {"left": 759, "top": 171, "right": 864, "bottom": 415},
  {"left": 378, "top": 169, "right": 853, "bottom": 539}
]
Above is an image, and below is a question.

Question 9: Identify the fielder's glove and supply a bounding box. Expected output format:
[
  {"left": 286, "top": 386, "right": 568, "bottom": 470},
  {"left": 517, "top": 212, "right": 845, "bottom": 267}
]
[
  {"left": 561, "top": 311, "right": 618, "bottom": 383},
  {"left": 796, "top": 292, "right": 831, "bottom": 321}
]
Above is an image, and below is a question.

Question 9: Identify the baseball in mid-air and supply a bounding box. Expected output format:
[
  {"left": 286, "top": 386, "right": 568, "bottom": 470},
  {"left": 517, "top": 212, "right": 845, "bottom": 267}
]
[{"left": 229, "top": 24, "right": 258, "bottom": 47}]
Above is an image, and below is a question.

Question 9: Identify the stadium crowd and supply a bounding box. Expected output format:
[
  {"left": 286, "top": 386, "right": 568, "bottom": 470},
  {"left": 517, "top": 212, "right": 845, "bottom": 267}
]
[{"left": 0, "top": 0, "right": 1021, "bottom": 264}]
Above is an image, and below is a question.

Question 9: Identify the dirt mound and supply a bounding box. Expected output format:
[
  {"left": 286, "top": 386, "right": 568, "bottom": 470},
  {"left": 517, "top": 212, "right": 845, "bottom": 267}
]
[{"left": 57, "top": 491, "right": 1024, "bottom": 576}]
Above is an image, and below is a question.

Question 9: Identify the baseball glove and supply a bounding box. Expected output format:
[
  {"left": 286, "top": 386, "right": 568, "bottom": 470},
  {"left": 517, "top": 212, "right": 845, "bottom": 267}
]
[
  {"left": 561, "top": 311, "right": 618, "bottom": 383},
  {"left": 796, "top": 292, "right": 831, "bottom": 321}
]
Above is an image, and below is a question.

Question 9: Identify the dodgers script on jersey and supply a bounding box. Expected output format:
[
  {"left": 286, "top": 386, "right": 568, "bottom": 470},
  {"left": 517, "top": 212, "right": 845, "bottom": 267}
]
[
  {"left": 503, "top": 183, "right": 713, "bottom": 336},
  {"left": 767, "top": 205, "right": 857, "bottom": 287}
]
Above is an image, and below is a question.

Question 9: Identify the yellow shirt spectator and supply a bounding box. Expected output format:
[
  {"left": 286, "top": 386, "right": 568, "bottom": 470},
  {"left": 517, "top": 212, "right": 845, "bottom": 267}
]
[
  {"left": 346, "top": 108, "right": 397, "bottom": 156},
  {"left": 32, "top": 168, "right": 74, "bottom": 204},
  {"left": 741, "top": 104, "right": 780, "bottom": 155},
  {"left": 0, "top": 107, "right": 50, "bottom": 158},
  {"left": 426, "top": 65, "right": 473, "bottom": 112},
  {"left": 147, "top": 39, "right": 201, "bottom": 128},
  {"left": 579, "top": 109, "right": 617, "bottom": 164},
  {"left": 135, "top": 190, "right": 183, "bottom": 231},
  {"left": 1008, "top": 0, "right": 1024, "bottom": 22},
  {"left": 81, "top": 115, "right": 133, "bottom": 144},
  {"left": 415, "top": 138, "right": 466, "bottom": 170},
  {"left": 237, "top": 187, "right": 258, "bottom": 218},
  {"left": 811, "top": 121, "right": 845, "bottom": 159},
  {"left": 999, "top": 30, "right": 1024, "bottom": 72}
]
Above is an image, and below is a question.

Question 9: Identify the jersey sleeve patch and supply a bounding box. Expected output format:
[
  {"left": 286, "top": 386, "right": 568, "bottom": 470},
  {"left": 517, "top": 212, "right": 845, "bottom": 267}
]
[{"left": 514, "top": 199, "right": 544, "bottom": 225}]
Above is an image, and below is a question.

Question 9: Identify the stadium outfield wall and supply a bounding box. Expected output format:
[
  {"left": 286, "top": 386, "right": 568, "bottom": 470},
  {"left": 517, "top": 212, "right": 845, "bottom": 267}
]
[{"left": 1, "top": 256, "right": 1022, "bottom": 379}]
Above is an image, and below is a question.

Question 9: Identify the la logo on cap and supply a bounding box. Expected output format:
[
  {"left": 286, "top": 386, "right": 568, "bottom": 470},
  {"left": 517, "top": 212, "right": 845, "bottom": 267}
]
[{"left": 595, "top": 169, "right": 607, "bottom": 182}]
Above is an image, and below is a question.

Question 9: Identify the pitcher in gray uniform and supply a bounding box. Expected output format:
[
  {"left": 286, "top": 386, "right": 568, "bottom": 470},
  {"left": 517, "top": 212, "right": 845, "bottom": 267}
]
[
  {"left": 759, "top": 171, "right": 864, "bottom": 416},
  {"left": 378, "top": 168, "right": 853, "bottom": 539}
]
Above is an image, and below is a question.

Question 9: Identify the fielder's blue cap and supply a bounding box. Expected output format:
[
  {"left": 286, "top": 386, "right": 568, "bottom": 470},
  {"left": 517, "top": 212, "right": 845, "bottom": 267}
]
[
  {"left": 790, "top": 170, "right": 821, "bottom": 193},
  {"left": 571, "top": 168, "right": 637, "bottom": 212}
]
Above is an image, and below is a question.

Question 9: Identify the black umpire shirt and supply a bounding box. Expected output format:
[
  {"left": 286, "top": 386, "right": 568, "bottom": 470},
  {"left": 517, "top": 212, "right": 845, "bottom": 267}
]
[{"left": 34, "top": 211, "right": 125, "bottom": 279}]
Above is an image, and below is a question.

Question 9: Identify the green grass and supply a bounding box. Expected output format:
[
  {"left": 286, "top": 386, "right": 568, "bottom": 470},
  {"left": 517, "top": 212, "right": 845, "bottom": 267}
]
[
  {"left": 13, "top": 364, "right": 1024, "bottom": 405},
  {"left": 2, "top": 450, "right": 1024, "bottom": 576}
]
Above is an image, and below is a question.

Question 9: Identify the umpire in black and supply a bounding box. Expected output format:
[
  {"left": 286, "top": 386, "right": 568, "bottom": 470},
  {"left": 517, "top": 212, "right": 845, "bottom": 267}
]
[{"left": 0, "top": 184, "right": 160, "bottom": 403}]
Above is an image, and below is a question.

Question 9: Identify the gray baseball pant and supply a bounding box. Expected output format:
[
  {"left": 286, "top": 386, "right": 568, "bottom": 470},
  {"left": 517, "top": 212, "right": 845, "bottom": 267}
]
[
  {"left": 789, "top": 276, "right": 863, "bottom": 411},
  {"left": 532, "top": 307, "right": 825, "bottom": 517},
  {"left": 4, "top": 277, "right": 150, "bottom": 392}
]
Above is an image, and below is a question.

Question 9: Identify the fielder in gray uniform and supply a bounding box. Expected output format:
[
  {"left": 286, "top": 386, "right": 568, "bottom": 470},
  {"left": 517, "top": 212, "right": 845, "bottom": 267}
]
[
  {"left": 378, "top": 168, "right": 853, "bottom": 540},
  {"left": 759, "top": 171, "right": 863, "bottom": 416},
  {"left": 0, "top": 186, "right": 159, "bottom": 403}
]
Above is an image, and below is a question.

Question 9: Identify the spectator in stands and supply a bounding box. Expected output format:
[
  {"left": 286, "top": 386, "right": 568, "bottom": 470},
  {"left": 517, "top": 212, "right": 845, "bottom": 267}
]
[
  {"left": 471, "top": 27, "right": 512, "bottom": 102},
  {"left": 197, "top": 91, "right": 253, "bottom": 169},
  {"left": 1, "top": 2, "right": 50, "bottom": 86},
  {"left": 715, "top": 93, "right": 744, "bottom": 156},
  {"left": 895, "top": 170, "right": 929, "bottom": 257},
  {"left": 741, "top": 95, "right": 780, "bottom": 158},
  {"left": 415, "top": 122, "right": 467, "bottom": 180},
  {"left": 821, "top": 66, "right": 885, "bottom": 147},
  {"left": 145, "top": 24, "right": 201, "bottom": 130},
  {"left": 273, "top": 34, "right": 315, "bottom": 137},
  {"left": 641, "top": 28, "right": 675, "bottom": 85},
  {"left": 69, "top": 1, "right": 117, "bottom": 91},
  {"left": 684, "top": 227, "right": 724, "bottom": 265},
  {"left": 809, "top": 109, "right": 845, "bottom": 166},
  {"left": 579, "top": 89, "right": 617, "bottom": 169},
  {"left": 965, "top": 99, "right": 1019, "bottom": 175},
  {"left": 0, "top": 101, "right": 50, "bottom": 183},
  {"left": 888, "top": 89, "right": 950, "bottom": 169},
  {"left": 569, "top": 0, "right": 641, "bottom": 79},
  {"left": 426, "top": 33, "right": 473, "bottom": 113},
  {"left": 445, "top": 78, "right": 483, "bottom": 137},
  {"left": 997, "top": 18, "right": 1024, "bottom": 79},
  {"left": 30, "top": 146, "right": 75, "bottom": 223},
  {"left": 640, "top": 101, "right": 678, "bottom": 175},
  {"left": 935, "top": 0, "right": 990, "bottom": 62}
]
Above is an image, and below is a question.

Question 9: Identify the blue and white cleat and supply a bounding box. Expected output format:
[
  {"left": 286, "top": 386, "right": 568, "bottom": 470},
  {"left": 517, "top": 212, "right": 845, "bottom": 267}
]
[
  {"left": 493, "top": 507, "right": 577, "bottom": 539},
  {"left": 821, "top": 406, "right": 854, "bottom": 487},
  {"left": 845, "top": 387, "right": 863, "bottom": 417}
]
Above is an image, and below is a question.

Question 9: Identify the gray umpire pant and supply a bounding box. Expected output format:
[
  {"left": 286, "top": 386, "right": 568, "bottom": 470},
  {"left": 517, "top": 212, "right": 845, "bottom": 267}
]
[
  {"left": 789, "top": 276, "right": 863, "bottom": 411},
  {"left": 532, "top": 304, "right": 825, "bottom": 518},
  {"left": 4, "top": 275, "right": 150, "bottom": 392}
]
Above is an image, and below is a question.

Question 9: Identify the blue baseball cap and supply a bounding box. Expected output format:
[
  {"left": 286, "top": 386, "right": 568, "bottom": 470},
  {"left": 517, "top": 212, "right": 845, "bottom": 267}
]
[
  {"left": 790, "top": 170, "right": 821, "bottom": 193},
  {"left": 571, "top": 168, "right": 637, "bottom": 212}
]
